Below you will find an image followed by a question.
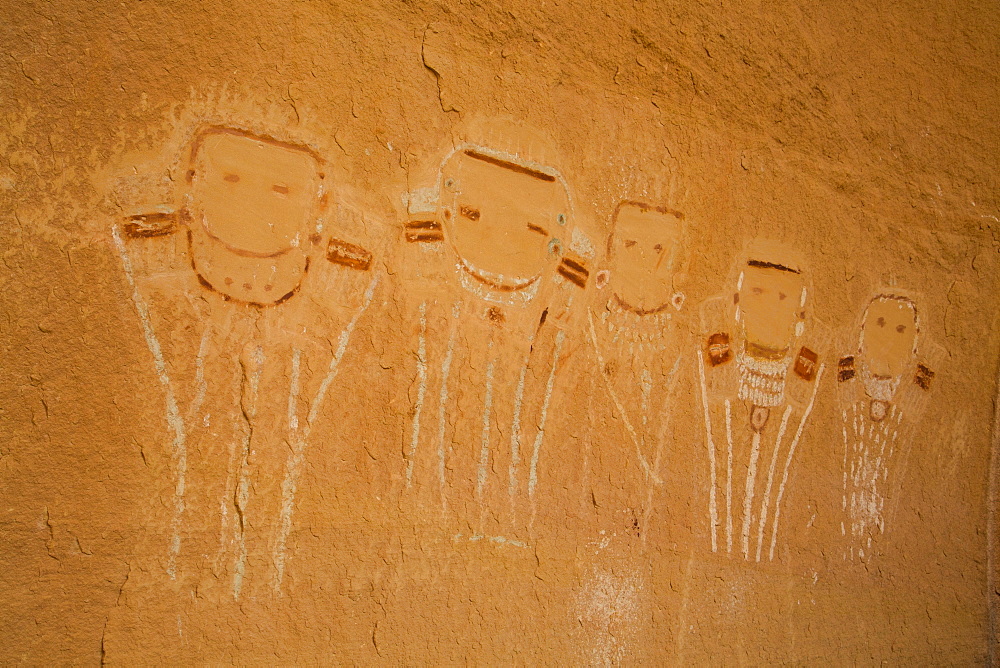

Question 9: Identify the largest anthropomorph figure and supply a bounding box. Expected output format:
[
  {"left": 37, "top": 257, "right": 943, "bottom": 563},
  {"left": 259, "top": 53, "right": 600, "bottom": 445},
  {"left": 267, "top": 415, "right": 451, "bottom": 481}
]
[{"left": 115, "top": 126, "right": 380, "bottom": 599}]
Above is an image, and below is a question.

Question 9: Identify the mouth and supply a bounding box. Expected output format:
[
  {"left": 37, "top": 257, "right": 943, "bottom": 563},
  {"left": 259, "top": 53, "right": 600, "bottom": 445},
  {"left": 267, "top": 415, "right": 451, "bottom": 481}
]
[
  {"left": 744, "top": 340, "right": 790, "bottom": 361},
  {"left": 457, "top": 255, "right": 542, "bottom": 293},
  {"left": 198, "top": 211, "right": 297, "bottom": 259},
  {"left": 612, "top": 292, "right": 671, "bottom": 316}
]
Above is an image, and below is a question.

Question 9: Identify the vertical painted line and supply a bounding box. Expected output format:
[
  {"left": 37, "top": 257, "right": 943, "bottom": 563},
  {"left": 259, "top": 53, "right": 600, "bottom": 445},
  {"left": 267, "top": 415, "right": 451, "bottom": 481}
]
[
  {"left": 769, "top": 364, "right": 825, "bottom": 561},
  {"left": 640, "top": 368, "right": 653, "bottom": 429},
  {"left": 273, "top": 275, "right": 378, "bottom": 593},
  {"left": 217, "top": 368, "right": 244, "bottom": 569},
  {"left": 755, "top": 405, "right": 793, "bottom": 561},
  {"left": 271, "top": 347, "right": 302, "bottom": 592},
  {"left": 233, "top": 445, "right": 249, "bottom": 600},
  {"left": 187, "top": 324, "right": 212, "bottom": 421},
  {"left": 406, "top": 302, "right": 428, "bottom": 487},
  {"left": 112, "top": 227, "right": 188, "bottom": 579},
  {"left": 476, "top": 346, "right": 497, "bottom": 501},
  {"left": 842, "top": 409, "right": 850, "bottom": 511},
  {"left": 842, "top": 409, "right": 850, "bottom": 538},
  {"left": 741, "top": 431, "right": 762, "bottom": 560},
  {"left": 587, "top": 313, "right": 662, "bottom": 483},
  {"left": 286, "top": 348, "right": 302, "bottom": 432},
  {"left": 873, "top": 418, "right": 888, "bottom": 480},
  {"left": 579, "top": 373, "right": 596, "bottom": 513},
  {"left": 305, "top": 276, "right": 379, "bottom": 428},
  {"left": 724, "top": 399, "right": 734, "bottom": 554},
  {"left": 642, "top": 354, "right": 683, "bottom": 545},
  {"left": 508, "top": 333, "right": 535, "bottom": 517},
  {"left": 437, "top": 303, "right": 461, "bottom": 513},
  {"left": 233, "top": 344, "right": 264, "bottom": 600},
  {"left": 528, "top": 329, "right": 565, "bottom": 498},
  {"left": 697, "top": 349, "right": 719, "bottom": 553}
]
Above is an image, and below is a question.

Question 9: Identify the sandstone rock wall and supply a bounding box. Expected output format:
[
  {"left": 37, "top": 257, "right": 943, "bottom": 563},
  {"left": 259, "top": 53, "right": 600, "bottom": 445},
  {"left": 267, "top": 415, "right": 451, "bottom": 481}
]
[{"left": 2, "top": 1, "right": 998, "bottom": 662}]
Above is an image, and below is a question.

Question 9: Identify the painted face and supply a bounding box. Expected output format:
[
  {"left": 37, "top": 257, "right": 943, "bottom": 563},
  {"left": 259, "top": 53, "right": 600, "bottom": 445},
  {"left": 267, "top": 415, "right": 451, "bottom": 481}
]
[
  {"left": 439, "top": 150, "right": 569, "bottom": 288},
  {"left": 608, "top": 204, "right": 683, "bottom": 313},
  {"left": 189, "top": 130, "right": 323, "bottom": 257},
  {"left": 185, "top": 128, "right": 325, "bottom": 305},
  {"left": 738, "top": 264, "right": 805, "bottom": 355},
  {"left": 861, "top": 298, "right": 917, "bottom": 377}
]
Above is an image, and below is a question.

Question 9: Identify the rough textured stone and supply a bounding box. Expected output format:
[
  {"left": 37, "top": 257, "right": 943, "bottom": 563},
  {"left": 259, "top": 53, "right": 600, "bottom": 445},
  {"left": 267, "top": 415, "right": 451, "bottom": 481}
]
[{"left": 1, "top": 0, "right": 998, "bottom": 662}]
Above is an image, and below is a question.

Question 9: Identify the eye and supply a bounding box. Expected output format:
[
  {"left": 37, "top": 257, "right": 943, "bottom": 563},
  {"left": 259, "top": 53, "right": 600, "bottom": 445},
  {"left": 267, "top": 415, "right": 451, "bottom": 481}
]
[
  {"left": 896, "top": 324, "right": 906, "bottom": 333},
  {"left": 877, "top": 317, "right": 886, "bottom": 327},
  {"left": 624, "top": 240, "right": 636, "bottom": 248},
  {"left": 224, "top": 173, "right": 240, "bottom": 183},
  {"left": 459, "top": 205, "right": 480, "bottom": 221},
  {"left": 778, "top": 292, "right": 787, "bottom": 300},
  {"left": 272, "top": 184, "right": 289, "bottom": 196}
]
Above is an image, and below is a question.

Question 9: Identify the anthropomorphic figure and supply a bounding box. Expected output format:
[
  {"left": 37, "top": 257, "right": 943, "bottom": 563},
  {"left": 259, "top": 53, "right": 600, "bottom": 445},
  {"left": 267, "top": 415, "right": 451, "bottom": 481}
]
[
  {"left": 399, "top": 139, "right": 592, "bottom": 546},
  {"left": 115, "top": 126, "right": 380, "bottom": 597},
  {"left": 836, "top": 291, "right": 939, "bottom": 561},
  {"left": 582, "top": 201, "right": 689, "bottom": 540},
  {"left": 696, "top": 241, "right": 825, "bottom": 562}
]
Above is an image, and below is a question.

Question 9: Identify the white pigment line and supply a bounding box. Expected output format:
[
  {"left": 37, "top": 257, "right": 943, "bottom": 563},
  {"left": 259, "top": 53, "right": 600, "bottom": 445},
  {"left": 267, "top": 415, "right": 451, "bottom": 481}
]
[
  {"left": 286, "top": 348, "right": 302, "bottom": 432},
  {"left": 454, "top": 533, "right": 530, "bottom": 549},
  {"left": 696, "top": 348, "right": 718, "bottom": 553},
  {"left": 528, "top": 329, "right": 565, "bottom": 497},
  {"left": 476, "top": 346, "right": 497, "bottom": 501},
  {"left": 640, "top": 368, "right": 653, "bottom": 428},
  {"left": 768, "top": 364, "right": 825, "bottom": 561},
  {"left": 273, "top": 275, "right": 378, "bottom": 593},
  {"left": 642, "top": 354, "right": 683, "bottom": 544},
  {"left": 842, "top": 410, "right": 849, "bottom": 512},
  {"left": 232, "top": 431, "right": 250, "bottom": 601},
  {"left": 305, "top": 275, "right": 379, "bottom": 428},
  {"left": 406, "top": 302, "right": 428, "bottom": 487},
  {"left": 741, "top": 430, "right": 762, "bottom": 560},
  {"left": 233, "top": 344, "right": 263, "bottom": 600},
  {"left": 579, "top": 374, "right": 596, "bottom": 512},
  {"left": 587, "top": 312, "right": 662, "bottom": 484},
  {"left": 216, "top": 351, "right": 247, "bottom": 567},
  {"left": 217, "top": 389, "right": 244, "bottom": 568},
  {"left": 187, "top": 324, "right": 212, "bottom": 421},
  {"left": 755, "top": 405, "right": 793, "bottom": 562},
  {"left": 437, "top": 303, "right": 460, "bottom": 513},
  {"left": 874, "top": 417, "right": 889, "bottom": 469},
  {"left": 274, "top": 351, "right": 305, "bottom": 592},
  {"left": 508, "top": 333, "right": 535, "bottom": 514},
  {"left": 724, "top": 399, "right": 733, "bottom": 554},
  {"left": 486, "top": 534, "right": 529, "bottom": 549},
  {"left": 113, "top": 227, "right": 187, "bottom": 579}
]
